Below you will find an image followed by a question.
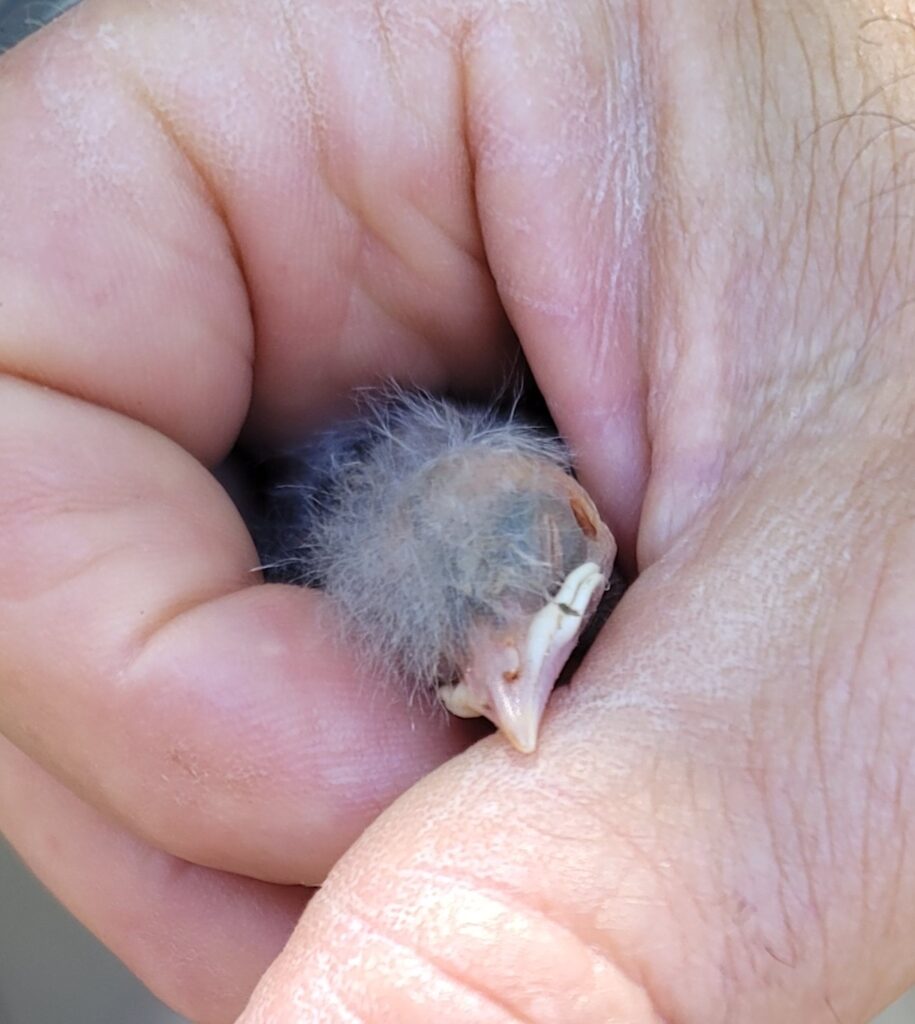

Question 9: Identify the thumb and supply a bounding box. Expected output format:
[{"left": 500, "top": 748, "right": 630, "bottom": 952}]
[{"left": 235, "top": 423, "right": 915, "bottom": 1024}]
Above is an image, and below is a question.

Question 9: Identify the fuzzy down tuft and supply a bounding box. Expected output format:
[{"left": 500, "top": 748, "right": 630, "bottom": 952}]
[{"left": 262, "top": 389, "right": 605, "bottom": 698}]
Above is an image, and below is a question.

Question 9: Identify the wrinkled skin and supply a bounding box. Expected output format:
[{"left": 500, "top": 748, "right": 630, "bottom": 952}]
[{"left": 1, "top": 1, "right": 914, "bottom": 1022}]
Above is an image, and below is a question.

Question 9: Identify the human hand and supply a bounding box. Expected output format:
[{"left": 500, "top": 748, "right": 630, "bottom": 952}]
[{"left": 2, "top": 2, "right": 914, "bottom": 1023}]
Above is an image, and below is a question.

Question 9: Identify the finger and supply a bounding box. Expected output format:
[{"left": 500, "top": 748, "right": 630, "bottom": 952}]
[
  {"left": 0, "top": 2, "right": 253, "bottom": 465},
  {"left": 237, "top": 431, "right": 915, "bottom": 1023},
  {"left": 0, "top": 735, "right": 306, "bottom": 1024},
  {"left": 0, "top": 0, "right": 514, "bottom": 457},
  {"left": 0, "top": 375, "right": 479, "bottom": 885},
  {"left": 461, "top": 1, "right": 653, "bottom": 558}
]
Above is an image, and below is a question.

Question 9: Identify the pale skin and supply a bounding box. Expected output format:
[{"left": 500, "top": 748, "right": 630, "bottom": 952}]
[{"left": 0, "top": 0, "right": 913, "bottom": 1021}]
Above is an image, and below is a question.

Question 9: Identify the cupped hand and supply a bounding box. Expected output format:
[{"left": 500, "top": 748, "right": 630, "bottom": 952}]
[{"left": 2, "top": 2, "right": 914, "bottom": 1023}]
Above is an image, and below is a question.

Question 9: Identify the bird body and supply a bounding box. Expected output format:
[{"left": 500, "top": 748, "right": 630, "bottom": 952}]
[{"left": 263, "top": 389, "right": 617, "bottom": 752}]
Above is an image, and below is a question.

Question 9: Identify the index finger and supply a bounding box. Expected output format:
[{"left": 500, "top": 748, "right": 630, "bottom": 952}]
[{"left": 0, "top": 373, "right": 481, "bottom": 884}]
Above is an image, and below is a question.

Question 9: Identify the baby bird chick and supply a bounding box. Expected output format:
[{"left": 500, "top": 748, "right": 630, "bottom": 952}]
[{"left": 267, "top": 390, "right": 617, "bottom": 753}]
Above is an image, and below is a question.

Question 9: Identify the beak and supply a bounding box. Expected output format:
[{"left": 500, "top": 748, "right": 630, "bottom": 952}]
[{"left": 441, "top": 562, "right": 607, "bottom": 753}]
